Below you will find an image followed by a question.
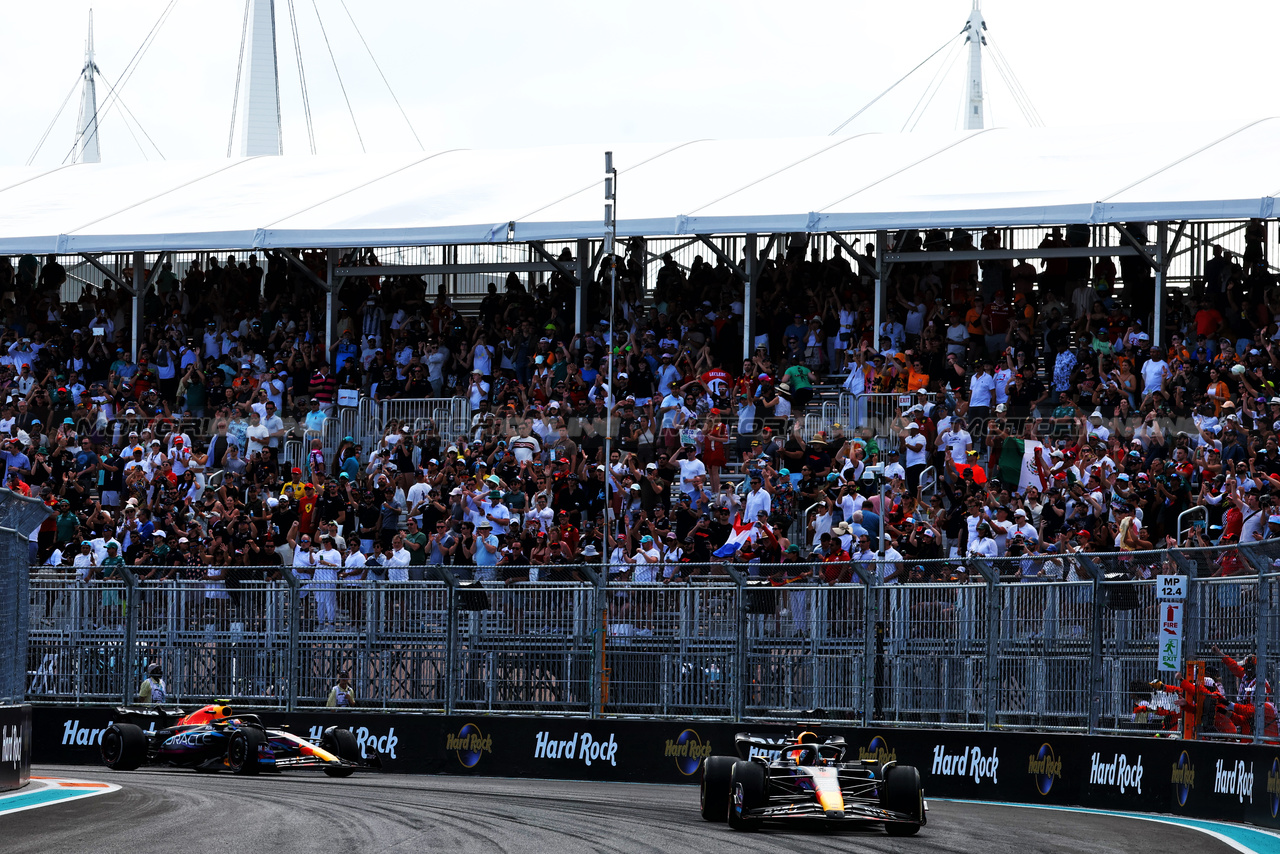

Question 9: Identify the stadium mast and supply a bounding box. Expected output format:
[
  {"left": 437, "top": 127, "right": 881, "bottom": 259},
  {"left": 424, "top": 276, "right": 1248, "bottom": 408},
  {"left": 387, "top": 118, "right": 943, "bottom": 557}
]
[
  {"left": 238, "top": 0, "right": 283, "bottom": 156},
  {"left": 74, "top": 11, "right": 101, "bottom": 164},
  {"left": 962, "top": 0, "right": 987, "bottom": 130}
]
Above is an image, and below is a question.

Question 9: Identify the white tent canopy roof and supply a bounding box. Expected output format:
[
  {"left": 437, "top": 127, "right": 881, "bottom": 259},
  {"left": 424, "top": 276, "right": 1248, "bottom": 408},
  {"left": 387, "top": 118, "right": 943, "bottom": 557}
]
[{"left": 2, "top": 119, "right": 1280, "bottom": 254}]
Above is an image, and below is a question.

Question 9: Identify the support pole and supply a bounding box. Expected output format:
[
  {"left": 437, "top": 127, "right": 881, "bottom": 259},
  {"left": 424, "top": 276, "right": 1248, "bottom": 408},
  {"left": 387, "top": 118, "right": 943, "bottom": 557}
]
[
  {"left": 131, "top": 251, "right": 145, "bottom": 361},
  {"left": 325, "top": 249, "right": 340, "bottom": 356},
  {"left": 575, "top": 238, "right": 590, "bottom": 350},
  {"left": 743, "top": 233, "right": 758, "bottom": 362},
  {"left": 1154, "top": 222, "right": 1168, "bottom": 347},
  {"left": 872, "top": 231, "right": 887, "bottom": 352}
]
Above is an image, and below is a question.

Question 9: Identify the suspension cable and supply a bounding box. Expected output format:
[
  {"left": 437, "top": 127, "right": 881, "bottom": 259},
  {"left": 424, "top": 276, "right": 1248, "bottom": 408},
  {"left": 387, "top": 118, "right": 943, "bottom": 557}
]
[
  {"left": 909, "top": 42, "right": 964, "bottom": 133},
  {"left": 311, "top": 0, "right": 365, "bottom": 153},
  {"left": 97, "top": 68, "right": 165, "bottom": 159},
  {"left": 986, "top": 35, "right": 1044, "bottom": 127},
  {"left": 27, "top": 75, "right": 81, "bottom": 166},
  {"left": 901, "top": 37, "right": 963, "bottom": 132},
  {"left": 287, "top": 0, "right": 317, "bottom": 154},
  {"left": 63, "top": 0, "right": 177, "bottom": 164},
  {"left": 829, "top": 28, "right": 963, "bottom": 136},
  {"left": 338, "top": 0, "right": 423, "bottom": 151},
  {"left": 227, "top": 0, "right": 251, "bottom": 157},
  {"left": 986, "top": 46, "right": 1034, "bottom": 128}
]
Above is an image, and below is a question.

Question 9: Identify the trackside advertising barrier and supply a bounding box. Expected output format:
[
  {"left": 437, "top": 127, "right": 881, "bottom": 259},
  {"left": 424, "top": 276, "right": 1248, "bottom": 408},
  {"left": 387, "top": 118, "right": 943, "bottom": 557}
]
[
  {"left": 1, "top": 704, "right": 32, "bottom": 791},
  {"left": 29, "top": 705, "right": 1280, "bottom": 830}
]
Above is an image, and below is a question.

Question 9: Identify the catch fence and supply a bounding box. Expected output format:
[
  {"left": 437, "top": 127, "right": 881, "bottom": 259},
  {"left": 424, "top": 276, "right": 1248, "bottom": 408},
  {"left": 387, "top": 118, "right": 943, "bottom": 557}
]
[{"left": 22, "top": 543, "right": 1280, "bottom": 737}]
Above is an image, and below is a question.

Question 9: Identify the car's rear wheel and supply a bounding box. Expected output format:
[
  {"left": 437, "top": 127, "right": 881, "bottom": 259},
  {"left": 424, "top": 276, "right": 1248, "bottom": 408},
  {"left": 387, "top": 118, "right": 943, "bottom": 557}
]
[
  {"left": 101, "top": 723, "right": 147, "bottom": 771},
  {"left": 726, "top": 761, "right": 766, "bottom": 831},
  {"left": 700, "top": 755, "right": 735, "bottom": 822},
  {"left": 321, "top": 726, "right": 360, "bottom": 777},
  {"left": 882, "top": 765, "right": 924, "bottom": 836},
  {"left": 227, "top": 728, "right": 266, "bottom": 775}
]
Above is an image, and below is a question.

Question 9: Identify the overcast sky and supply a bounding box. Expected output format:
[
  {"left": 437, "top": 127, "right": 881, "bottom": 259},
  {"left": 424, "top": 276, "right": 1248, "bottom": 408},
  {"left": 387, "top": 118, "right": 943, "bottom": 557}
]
[{"left": 4, "top": 0, "right": 1278, "bottom": 168}]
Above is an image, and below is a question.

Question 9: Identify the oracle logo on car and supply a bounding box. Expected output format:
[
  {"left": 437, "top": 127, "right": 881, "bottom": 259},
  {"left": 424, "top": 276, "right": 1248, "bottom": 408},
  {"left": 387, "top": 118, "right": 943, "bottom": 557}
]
[
  {"left": 165, "top": 731, "right": 212, "bottom": 749},
  {"left": 1027, "top": 743, "right": 1062, "bottom": 796},
  {"left": 665, "top": 729, "right": 712, "bottom": 776},
  {"left": 858, "top": 736, "right": 897, "bottom": 765},
  {"left": 1171, "top": 750, "right": 1195, "bottom": 807},
  {"left": 447, "top": 723, "right": 493, "bottom": 768}
]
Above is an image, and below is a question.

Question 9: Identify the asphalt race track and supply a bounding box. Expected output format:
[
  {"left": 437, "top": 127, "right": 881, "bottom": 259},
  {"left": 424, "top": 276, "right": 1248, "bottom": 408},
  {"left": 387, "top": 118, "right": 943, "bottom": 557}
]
[{"left": 9, "top": 765, "right": 1238, "bottom": 854}]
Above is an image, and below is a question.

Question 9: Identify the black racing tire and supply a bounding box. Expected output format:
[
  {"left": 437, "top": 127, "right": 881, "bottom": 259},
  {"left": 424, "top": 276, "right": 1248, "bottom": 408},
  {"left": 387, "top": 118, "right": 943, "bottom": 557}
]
[
  {"left": 101, "top": 723, "right": 148, "bottom": 771},
  {"left": 321, "top": 727, "right": 360, "bottom": 777},
  {"left": 726, "top": 760, "right": 766, "bottom": 831},
  {"left": 882, "top": 764, "right": 924, "bottom": 836},
  {"left": 700, "top": 755, "right": 735, "bottom": 822},
  {"left": 227, "top": 727, "right": 266, "bottom": 775}
]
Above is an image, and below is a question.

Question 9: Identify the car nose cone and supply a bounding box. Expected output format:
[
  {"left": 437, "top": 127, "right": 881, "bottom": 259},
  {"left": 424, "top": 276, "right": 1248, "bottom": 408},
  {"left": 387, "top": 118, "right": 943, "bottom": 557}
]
[{"left": 825, "top": 809, "right": 845, "bottom": 819}]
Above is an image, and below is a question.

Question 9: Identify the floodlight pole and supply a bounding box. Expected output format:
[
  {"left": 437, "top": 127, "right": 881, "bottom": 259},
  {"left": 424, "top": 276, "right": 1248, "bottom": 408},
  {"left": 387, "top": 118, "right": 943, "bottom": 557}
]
[
  {"left": 603, "top": 151, "right": 617, "bottom": 581},
  {"left": 596, "top": 150, "right": 618, "bottom": 715}
]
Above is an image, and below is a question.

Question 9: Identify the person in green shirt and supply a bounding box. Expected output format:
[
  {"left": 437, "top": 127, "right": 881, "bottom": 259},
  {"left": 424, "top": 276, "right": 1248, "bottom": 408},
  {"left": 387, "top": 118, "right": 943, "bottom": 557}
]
[
  {"left": 403, "top": 517, "right": 429, "bottom": 579},
  {"left": 782, "top": 363, "right": 816, "bottom": 410},
  {"left": 100, "top": 540, "right": 125, "bottom": 625},
  {"left": 55, "top": 501, "right": 79, "bottom": 544}
]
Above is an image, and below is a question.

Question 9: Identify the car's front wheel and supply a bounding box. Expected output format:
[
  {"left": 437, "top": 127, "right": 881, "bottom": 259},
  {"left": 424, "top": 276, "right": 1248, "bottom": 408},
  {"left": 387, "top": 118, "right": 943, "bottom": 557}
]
[
  {"left": 227, "top": 728, "right": 266, "bottom": 775},
  {"left": 101, "top": 723, "right": 148, "bottom": 771},
  {"left": 321, "top": 726, "right": 360, "bottom": 777},
  {"left": 882, "top": 764, "right": 924, "bottom": 836},
  {"left": 700, "top": 755, "right": 735, "bottom": 822},
  {"left": 726, "top": 761, "right": 766, "bottom": 831}
]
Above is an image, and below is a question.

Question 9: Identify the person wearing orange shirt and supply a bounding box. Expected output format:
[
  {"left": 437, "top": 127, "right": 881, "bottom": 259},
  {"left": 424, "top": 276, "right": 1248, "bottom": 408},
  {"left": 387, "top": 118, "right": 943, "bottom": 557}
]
[
  {"left": 905, "top": 356, "right": 930, "bottom": 395},
  {"left": 965, "top": 298, "right": 986, "bottom": 353}
]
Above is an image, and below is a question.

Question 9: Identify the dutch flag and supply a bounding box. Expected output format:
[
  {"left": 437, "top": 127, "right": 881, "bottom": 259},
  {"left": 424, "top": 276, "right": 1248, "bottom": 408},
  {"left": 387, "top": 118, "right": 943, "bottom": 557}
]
[{"left": 713, "top": 514, "right": 759, "bottom": 558}]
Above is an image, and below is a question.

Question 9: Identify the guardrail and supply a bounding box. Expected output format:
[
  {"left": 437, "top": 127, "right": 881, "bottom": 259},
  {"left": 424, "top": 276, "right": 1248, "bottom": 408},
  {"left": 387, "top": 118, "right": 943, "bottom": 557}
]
[{"left": 23, "top": 543, "right": 1280, "bottom": 737}]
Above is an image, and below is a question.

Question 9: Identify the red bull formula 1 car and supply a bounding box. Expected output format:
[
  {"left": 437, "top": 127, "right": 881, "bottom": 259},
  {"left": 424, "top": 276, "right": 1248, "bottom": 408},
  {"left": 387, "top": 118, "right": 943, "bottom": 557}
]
[
  {"left": 700, "top": 732, "right": 926, "bottom": 835},
  {"left": 100, "top": 704, "right": 374, "bottom": 777}
]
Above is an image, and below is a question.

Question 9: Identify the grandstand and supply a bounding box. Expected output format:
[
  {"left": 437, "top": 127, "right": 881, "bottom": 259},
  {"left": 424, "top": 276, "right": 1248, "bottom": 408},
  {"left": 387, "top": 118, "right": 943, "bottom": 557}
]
[{"left": 3, "top": 121, "right": 1280, "bottom": 736}]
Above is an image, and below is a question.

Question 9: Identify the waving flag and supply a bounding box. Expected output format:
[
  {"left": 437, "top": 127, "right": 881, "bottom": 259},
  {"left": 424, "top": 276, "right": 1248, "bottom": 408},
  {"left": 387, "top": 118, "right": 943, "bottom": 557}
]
[{"left": 713, "top": 514, "right": 759, "bottom": 558}]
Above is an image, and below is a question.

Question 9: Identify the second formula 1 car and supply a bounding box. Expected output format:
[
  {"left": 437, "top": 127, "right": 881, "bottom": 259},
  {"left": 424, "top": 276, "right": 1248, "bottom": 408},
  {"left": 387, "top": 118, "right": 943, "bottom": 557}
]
[
  {"left": 100, "top": 703, "right": 375, "bottom": 777},
  {"left": 700, "top": 731, "right": 926, "bottom": 834}
]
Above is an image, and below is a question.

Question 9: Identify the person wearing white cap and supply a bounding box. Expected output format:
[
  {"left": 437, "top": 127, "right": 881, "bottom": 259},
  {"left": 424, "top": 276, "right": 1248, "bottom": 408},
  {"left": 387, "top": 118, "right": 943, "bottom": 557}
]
[
  {"left": 902, "top": 421, "right": 928, "bottom": 493},
  {"left": 1010, "top": 508, "right": 1038, "bottom": 542}
]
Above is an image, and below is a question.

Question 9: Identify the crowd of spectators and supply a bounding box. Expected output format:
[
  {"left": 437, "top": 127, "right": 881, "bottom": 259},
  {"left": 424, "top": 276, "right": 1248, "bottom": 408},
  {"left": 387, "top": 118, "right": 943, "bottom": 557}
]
[{"left": 6, "top": 224, "right": 1279, "bottom": 600}]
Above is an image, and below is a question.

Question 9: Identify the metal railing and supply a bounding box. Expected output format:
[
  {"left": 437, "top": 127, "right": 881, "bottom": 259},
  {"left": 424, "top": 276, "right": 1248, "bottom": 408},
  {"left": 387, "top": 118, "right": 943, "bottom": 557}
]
[{"left": 23, "top": 543, "right": 1280, "bottom": 736}]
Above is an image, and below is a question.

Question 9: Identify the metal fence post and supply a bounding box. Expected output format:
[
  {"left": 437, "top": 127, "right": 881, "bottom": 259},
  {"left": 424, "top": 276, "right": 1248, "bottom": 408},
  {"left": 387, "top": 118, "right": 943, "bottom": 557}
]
[
  {"left": 1239, "top": 544, "right": 1274, "bottom": 743},
  {"left": 719, "top": 566, "right": 748, "bottom": 723},
  {"left": 436, "top": 570, "right": 460, "bottom": 715},
  {"left": 735, "top": 573, "right": 748, "bottom": 722},
  {"left": 862, "top": 582, "right": 875, "bottom": 726},
  {"left": 590, "top": 569, "right": 606, "bottom": 718},
  {"left": 1077, "top": 553, "right": 1104, "bottom": 734},
  {"left": 280, "top": 567, "right": 300, "bottom": 712},
  {"left": 1257, "top": 574, "right": 1270, "bottom": 743},
  {"left": 969, "top": 558, "right": 999, "bottom": 730},
  {"left": 120, "top": 568, "right": 138, "bottom": 705}
]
